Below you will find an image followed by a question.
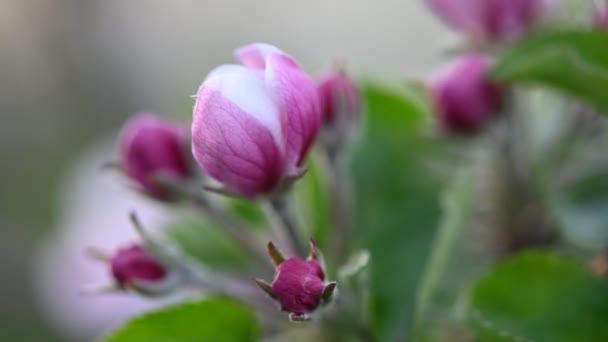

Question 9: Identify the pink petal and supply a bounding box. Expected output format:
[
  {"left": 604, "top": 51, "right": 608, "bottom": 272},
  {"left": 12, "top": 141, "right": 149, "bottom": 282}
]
[
  {"left": 265, "top": 53, "right": 321, "bottom": 170},
  {"left": 235, "top": 43, "right": 285, "bottom": 70},
  {"left": 596, "top": 9, "right": 608, "bottom": 29},
  {"left": 426, "top": 0, "right": 484, "bottom": 37},
  {"left": 427, "top": 0, "right": 552, "bottom": 42},
  {"left": 481, "top": 0, "right": 545, "bottom": 41},
  {"left": 192, "top": 71, "right": 286, "bottom": 198}
]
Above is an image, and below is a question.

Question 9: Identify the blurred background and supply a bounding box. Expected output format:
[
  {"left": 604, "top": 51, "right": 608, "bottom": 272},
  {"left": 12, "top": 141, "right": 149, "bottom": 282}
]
[{"left": 0, "top": 1, "right": 451, "bottom": 340}]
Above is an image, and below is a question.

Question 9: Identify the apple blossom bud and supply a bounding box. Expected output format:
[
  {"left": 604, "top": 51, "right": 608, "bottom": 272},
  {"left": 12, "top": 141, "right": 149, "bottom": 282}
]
[
  {"left": 594, "top": 9, "right": 608, "bottom": 29},
  {"left": 192, "top": 43, "right": 321, "bottom": 198},
  {"left": 87, "top": 243, "right": 180, "bottom": 296},
  {"left": 119, "top": 113, "right": 191, "bottom": 197},
  {"left": 426, "top": 0, "right": 553, "bottom": 42},
  {"left": 430, "top": 54, "right": 503, "bottom": 133},
  {"left": 317, "top": 70, "right": 360, "bottom": 126},
  {"left": 110, "top": 244, "right": 167, "bottom": 287},
  {"left": 256, "top": 239, "right": 337, "bottom": 321}
]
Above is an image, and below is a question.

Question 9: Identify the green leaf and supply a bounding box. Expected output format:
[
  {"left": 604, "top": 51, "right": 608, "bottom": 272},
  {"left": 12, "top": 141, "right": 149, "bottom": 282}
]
[
  {"left": 224, "top": 198, "right": 268, "bottom": 229},
  {"left": 168, "top": 216, "right": 252, "bottom": 269},
  {"left": 492, "top": 30, "right": 608, "bottom": 111},
  {"left": 105, "top": 298, "right": 260, "bottom": 342},
  {"left": 350, "top": 82, "right": 443, "bottom": 341},
  {"left": 470, "top": 251, "right": 608, "bottom": 342}
]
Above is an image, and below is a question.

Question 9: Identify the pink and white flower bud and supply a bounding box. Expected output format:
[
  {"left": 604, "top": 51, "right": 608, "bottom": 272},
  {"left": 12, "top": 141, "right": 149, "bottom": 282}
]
[
  {"left": 110, "top": 244, "right": 167, "bottom": 288},
  {"left": 317, "top": 70, "right": 360, "bottom": 126},
  {"left": 430, "top": 54, "right": 503, "bottom": 133},
  {"left": 426, "top": 0, "right": 554, "bottom": 42},
  {"left": 192, "top": 43, "right": 321, "bottom": 198},
  {"left": 256, "top": 239, "right": 336, "bottom": 321},
  {"left": 119, "top": 113, "right": 191, "bottom": 197}
]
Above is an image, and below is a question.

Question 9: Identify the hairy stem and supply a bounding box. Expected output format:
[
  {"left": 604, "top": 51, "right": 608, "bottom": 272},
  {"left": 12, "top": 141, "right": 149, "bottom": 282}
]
[
  {"left": 323, "top": 148, "right": 354, "bottom": 265},
  {"left": 268, "top": 194, "right": 307, "bottom": 256}
]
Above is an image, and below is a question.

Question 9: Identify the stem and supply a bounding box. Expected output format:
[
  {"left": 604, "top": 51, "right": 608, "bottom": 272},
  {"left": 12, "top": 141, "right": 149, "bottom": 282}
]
[
  {"left": 322, "top": 148, "right": 354, "bottom": 265},
  {"left": 181, "top": 263, "right": 274, "bottom": 313},
  {"left": 323, "top": 274, "right": 375, "bottom": 342},
  {"left": 192, "top": 193, "right": 271, "bottom": 270},
  {"left": 262, "top": 202, "right": 297, "bottom": 257},
  {"left": 412, "top": 172, "right": 474, "bottom": 328},
  {"left": 499, "top": 91, "right": 557, "bottom": 252},
  {"left": 268, "top": 194, "right": 307, "bottom": 256}
]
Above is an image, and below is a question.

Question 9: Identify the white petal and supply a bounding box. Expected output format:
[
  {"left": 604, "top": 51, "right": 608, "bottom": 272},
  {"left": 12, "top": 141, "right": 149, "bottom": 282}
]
[
  {"left": 235, "top": 43, "right": 285, "bottom": 69},
  {"left": 205, "top": 64, "right": 248, "bottom": 80},
  {"left": 202, "top": 68, "right": 285, "bottom": 149}
]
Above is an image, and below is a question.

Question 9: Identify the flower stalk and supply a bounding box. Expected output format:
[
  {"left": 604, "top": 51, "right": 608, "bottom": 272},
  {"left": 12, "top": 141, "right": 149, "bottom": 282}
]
[{"left": 268, "top": 194, "right": 307, "bottom": 257}]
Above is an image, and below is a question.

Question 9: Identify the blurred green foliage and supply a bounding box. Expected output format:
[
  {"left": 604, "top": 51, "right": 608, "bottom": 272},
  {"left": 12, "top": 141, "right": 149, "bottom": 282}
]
[
  {"left": 470, "top": 251, "right": 608, "bottom": 341},
  {"left": 169, "top": 215, "right": 252, "bottom": 269},
  {"left": 350, "top": 82, "right": 443, "bottom": 341},
  {"left": 492, "top": 31, "right": 608, "bottom": 112}
]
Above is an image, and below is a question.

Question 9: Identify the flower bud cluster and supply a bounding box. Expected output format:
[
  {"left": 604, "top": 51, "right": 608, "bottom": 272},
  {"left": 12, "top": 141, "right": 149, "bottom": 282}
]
[{"left": 92, "top": 44, "right": 336, "bottom": 312}]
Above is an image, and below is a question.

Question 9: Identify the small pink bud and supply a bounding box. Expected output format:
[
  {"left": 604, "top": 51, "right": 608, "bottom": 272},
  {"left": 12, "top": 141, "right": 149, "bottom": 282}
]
[
  {"left": 192, "top": 43, "right": 321, "bottom": 198},
  {"left": 256, "top": 239, "right": 336, "bottom": 320},
  {"left": 317, "top": 70, "right": 360, "bottom": 126},
  {"left": 594, "top": 9, "right": 608, "bottom": 29},
  {"left": 430, "top": 54, "right": 503, "bottom": 133},
  {"left": 426, "top": 0, "right": 553, "bottom": 42},
  {"left": 119, "top": 113, "right": 191, "bottom": 197},
  {"left": 273, "top": 258, "right": 326, "bottom": 315},
  {"left": 110, "top": 244, "right": 167, "bottom": 287}
]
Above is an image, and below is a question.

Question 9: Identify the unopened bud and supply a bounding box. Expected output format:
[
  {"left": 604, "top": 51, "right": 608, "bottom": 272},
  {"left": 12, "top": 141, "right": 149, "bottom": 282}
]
[
  {"left": 256, "top": 239, "right": 337, "bottom": 321},
  {"left": 430, "top": 54, "right": 503, "bottom": 133},
  {"left": 317, "top": 69, "right": 360, "bottom": 127},
  {"left": 594, "top": 9, "right": 608, "bottom": 29},
  {"left": 88, "top": 243, "right": 178, "bottom": 296},
  {"left": 119, "top": 113, "right": 192, "bottom": 198},
  {"left": 192, "top": 43, "right": 321, "bottom": 198},
  {"left": 111, "top": 244, "right": 167, "bottom": 287}
]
